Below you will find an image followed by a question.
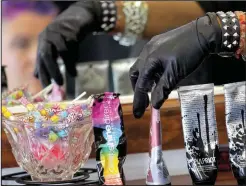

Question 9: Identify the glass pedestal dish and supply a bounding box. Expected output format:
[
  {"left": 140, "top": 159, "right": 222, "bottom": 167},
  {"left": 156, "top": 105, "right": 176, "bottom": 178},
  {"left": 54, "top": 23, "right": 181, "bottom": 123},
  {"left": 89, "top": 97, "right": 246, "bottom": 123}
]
[{"left": 2, "top": 116, "right": 94, "bottom": 182}]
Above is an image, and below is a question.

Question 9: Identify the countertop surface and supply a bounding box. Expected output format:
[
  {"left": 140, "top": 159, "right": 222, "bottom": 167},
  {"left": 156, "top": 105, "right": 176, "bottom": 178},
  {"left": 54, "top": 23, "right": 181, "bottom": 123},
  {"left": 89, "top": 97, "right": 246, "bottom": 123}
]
[
  {"left": 2, "top": 148, "right": 238, "bottom": 185},
  {"left": 2, "top": 149, "right": 188, "bottom": 184},
  {"left": 126, "top": 172, "right": 237, "bottom": 185}
]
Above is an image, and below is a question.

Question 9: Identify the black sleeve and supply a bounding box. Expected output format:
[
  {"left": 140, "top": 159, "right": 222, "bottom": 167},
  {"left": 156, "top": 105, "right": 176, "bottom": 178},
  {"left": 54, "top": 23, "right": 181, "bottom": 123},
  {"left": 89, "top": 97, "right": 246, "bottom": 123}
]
[{"left": 198, "top": 1, "right": 246, "bottom": 12}]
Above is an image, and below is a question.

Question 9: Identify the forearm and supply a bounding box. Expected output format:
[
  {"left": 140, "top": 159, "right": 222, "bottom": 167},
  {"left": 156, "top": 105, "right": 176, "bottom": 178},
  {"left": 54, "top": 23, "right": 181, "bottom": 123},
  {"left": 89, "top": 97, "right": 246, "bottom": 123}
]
[{"left": 113, "top": 1, "right": 205, "bottom": 38}]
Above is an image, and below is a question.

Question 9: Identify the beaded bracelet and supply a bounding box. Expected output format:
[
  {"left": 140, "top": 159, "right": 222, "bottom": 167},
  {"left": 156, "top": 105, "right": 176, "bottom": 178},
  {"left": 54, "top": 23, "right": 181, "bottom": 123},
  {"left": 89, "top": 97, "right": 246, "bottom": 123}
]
[
  {"left": 216, "top": 11, "right": 240, "bottom": 57},
  {"left": 99, "top": 1, "right": 117, "bottom": 32},
  {"left": 235, "top": 11, "right": 246, "bottom": 60}
]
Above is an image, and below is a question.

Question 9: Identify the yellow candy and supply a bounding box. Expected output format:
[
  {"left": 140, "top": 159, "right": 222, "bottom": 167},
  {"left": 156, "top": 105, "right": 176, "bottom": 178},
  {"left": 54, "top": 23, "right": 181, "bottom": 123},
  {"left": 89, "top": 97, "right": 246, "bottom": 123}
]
[
  {"left": 4, "top": 111, "right": 12, "bottom": 119},
  {"left": 40, "top": 109, "right": 47, "bottom": 116},
  {"left": 13, "top": 128, "right": 18, "bottom": 133},
  {"left": 50, "top": 115, "right": 59, "bottom": 123},
  {"left": 2, "top": 106, "right": 7, "bottom": 113},
  {"left": 26, "top": 104, "right": 34, "bottom": 111},
  {"left": 28, "top": 116, "right": 35, "bottom": 123},
  {"left": 16, "top": 91, "right": 23, "bottom": 99},
  {"left": 60, "top": 104, "right": 67, "bottom": 110},
  {"left": 2, "top": 106, "right": 15, "bottom": 120}
]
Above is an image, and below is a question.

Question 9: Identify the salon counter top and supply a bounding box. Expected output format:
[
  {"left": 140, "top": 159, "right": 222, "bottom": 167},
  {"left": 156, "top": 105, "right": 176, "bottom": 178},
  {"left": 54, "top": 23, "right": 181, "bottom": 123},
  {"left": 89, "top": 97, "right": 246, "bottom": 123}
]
[
  {"left": 2, "top": 148, "right": 236, "bottom": 185},
  {"left": 2, "top": 148, "right": 189, "bottom": 183}
]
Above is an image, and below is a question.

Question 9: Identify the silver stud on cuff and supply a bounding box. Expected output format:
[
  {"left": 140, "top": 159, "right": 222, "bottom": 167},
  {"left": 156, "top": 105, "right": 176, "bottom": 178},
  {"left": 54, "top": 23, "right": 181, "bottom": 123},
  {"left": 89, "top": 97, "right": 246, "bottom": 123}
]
[
  {"left": 103, "top": 10, "right": 109, "bottom": 14},
  {"left": 216, "top": 11, "right": 240, "bottom": 56},
  {"left": 99, "top": 1, "right": 117, "bottom": 32},
  {"left": 102, "top": 3, "right": 107, "bottom": 8},
  {"left": 232, "top": 41, "right": 238, "bottom": 45},
  {"left": 103, "top": 17, "right": 108, "bottom": 22}
]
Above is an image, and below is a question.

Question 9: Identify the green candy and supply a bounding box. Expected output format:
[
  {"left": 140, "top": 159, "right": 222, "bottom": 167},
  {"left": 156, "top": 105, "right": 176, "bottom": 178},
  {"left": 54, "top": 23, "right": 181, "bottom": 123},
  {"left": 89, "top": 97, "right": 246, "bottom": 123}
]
[{"left": 48, "top": 131, "right": 59, "bottom": 143}]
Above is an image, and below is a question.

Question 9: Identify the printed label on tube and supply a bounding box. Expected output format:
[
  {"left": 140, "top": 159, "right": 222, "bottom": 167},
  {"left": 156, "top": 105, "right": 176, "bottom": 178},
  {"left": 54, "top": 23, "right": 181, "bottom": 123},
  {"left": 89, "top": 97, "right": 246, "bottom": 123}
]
[
  {"left": 92, "top": 92, "right": 127, "bottom": 185},
  {"left": 146, "top": 107, "right": 171, "bottom": 185},
  {"left": 178, "top": 84, "right": 219, "bottom": 185},
  {"left": 224, "top": 81, "right": 246, "bottom": 184}
]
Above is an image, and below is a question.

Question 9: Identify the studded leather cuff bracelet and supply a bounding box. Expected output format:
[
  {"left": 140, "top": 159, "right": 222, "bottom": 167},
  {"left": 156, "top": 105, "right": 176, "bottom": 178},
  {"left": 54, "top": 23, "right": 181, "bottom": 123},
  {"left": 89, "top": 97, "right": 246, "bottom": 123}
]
[
  {"left": 99, "top": 1, "right": 117, "bottom": 32},
  {"left": 216, "top": 11, "right": 240, "bottom": 57}
]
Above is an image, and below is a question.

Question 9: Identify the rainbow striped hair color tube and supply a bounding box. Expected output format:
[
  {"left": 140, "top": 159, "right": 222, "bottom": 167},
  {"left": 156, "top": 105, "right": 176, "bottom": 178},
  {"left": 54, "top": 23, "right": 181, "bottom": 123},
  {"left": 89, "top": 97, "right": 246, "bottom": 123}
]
[{"left": 92, "top": 92, "right": 127, "bottom": 185}]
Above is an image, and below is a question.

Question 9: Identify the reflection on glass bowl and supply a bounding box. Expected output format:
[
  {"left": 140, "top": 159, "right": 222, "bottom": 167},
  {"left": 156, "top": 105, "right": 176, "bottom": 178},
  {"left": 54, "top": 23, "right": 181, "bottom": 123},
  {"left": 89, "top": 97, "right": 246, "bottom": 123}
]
[{"left": 2, "top": 116, "right": 94, "bottom": 182}]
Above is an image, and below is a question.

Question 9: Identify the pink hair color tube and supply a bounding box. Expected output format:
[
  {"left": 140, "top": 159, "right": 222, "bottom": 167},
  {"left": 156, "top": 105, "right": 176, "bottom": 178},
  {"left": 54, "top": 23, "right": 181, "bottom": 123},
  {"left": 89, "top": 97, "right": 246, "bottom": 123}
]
[{"left": 146, "top": 107, "right": 171, "bottom": 185}]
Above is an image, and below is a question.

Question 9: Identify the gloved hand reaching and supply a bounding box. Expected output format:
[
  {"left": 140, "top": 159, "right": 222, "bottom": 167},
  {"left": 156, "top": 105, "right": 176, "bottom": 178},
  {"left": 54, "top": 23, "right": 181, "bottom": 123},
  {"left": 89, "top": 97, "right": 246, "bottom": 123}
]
[
  {"left": 34, "top": 1, "right": 102, "bottom": 87},
  {"left": 129, "top": 13, "right": 222, "bottom": 118}
]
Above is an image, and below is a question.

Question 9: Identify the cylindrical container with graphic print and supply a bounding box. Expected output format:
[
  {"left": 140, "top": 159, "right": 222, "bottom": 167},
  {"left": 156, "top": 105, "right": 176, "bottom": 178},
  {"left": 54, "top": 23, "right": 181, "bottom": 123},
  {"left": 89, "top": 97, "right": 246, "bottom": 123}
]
[
  {"left": 224, "top": 81, "right": 246, "bottom": 185},
  {"left": 146, "top": 107, "right": 171, "bottom": 185},
  {"left": 178, "top": 83, "right": 220, "bottom": 185}
]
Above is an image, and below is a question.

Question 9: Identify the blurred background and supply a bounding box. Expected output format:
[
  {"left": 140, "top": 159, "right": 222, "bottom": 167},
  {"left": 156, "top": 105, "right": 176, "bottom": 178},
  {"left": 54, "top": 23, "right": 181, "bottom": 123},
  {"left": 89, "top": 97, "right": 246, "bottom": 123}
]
[{"left": 2, "top": 1, "right": 245, "bottom": 100}]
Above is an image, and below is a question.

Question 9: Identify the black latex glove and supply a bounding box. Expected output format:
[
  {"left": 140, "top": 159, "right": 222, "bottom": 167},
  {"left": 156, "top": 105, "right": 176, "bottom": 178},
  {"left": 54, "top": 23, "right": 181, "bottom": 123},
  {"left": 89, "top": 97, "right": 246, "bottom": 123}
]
[
  {"left": 129, "top": 13, "right": 222, "bottom": 118},
  {"left": 34, "top": 1, "right": 102, "bottom": 87}
]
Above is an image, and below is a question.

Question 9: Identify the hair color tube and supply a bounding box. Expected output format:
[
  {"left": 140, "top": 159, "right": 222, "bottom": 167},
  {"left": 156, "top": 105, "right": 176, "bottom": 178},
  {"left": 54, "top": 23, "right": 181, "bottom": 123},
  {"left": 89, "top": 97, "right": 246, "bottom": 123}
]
[
  {"left": 92, "top": 92, "right": 127, "bottom": 185},
  {"left": 178, "top": 84, "right": 220, "bottom": 185},
  {"left": 146, "top": 107, "right": 171, "bottom": 185},
  {"left": 224, "top": 81, "right": 246, "bottom": 185}
]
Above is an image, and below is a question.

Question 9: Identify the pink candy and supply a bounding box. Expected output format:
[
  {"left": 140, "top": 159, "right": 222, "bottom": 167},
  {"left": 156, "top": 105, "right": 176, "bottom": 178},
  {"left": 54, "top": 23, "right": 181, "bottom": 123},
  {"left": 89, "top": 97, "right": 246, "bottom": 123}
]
[{"left": 32, "top": 144, "right": 66, "bottom": 163}]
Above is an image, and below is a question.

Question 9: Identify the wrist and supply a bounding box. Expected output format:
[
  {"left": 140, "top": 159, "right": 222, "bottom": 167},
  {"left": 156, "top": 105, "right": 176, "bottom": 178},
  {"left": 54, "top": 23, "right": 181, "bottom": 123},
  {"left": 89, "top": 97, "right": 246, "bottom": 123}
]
[
  {"left": 215, "top": 11, "right": 241, "bottom": 58},
  {"left": 196, "top": 13, "right": 222, "bottom": 54}
]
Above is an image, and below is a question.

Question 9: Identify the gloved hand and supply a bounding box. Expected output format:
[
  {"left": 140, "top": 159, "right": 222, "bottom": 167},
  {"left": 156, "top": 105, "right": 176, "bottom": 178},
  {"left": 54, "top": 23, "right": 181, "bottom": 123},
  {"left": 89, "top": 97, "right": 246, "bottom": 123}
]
[
  {"left": 129, "top": 13, "right": 222, "bottom": 118},
  {"left": 35, "top": 1, "right": 102, "bottom": 87}
]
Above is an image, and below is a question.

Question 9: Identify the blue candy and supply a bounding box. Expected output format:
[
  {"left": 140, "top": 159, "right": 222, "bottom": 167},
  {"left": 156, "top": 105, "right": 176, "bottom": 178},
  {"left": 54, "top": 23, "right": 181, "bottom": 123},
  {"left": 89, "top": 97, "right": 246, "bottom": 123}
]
[
  {"left": 34, "top": 121, "right": 42, "bottom": 129},
  {"left": 60, "top": 111, "right": 68, "bottom": 118},
  {"left": 57, "top": 129, "right": 68, "bottom": 138}
]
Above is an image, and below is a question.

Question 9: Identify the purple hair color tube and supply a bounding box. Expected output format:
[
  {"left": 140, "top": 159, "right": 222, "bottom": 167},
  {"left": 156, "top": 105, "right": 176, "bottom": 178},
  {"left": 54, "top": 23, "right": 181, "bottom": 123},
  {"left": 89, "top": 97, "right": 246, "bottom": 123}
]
[
  {"left": 146, "top": 107, "right": 171, "bottom": 185},
  {"left": 178, "top": 83, "right": 220, "bottom": 185},
  {"left": 224, "top": 81, "right": 246, "bottom": 185}
]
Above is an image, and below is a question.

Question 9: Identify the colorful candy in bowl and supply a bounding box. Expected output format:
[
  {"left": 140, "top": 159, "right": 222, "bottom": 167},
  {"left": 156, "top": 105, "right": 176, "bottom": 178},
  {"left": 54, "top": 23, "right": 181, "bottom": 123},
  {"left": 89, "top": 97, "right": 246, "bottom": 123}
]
[
  {"left": 2, "top": 102, "right": 94, "bottom": 182},
  {"left": 2, "top": 114, "right": 93, "bottom": 181}
]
